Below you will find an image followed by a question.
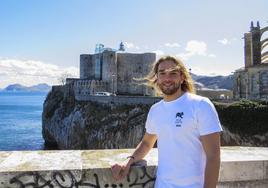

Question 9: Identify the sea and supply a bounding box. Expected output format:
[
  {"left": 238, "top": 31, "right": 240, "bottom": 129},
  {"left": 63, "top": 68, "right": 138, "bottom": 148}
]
[{"left": 0, "top": 92, "right": 48, "bottom": 151}]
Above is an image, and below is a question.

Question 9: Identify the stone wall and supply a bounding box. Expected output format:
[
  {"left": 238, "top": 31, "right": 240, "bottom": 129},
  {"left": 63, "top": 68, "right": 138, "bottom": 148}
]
[
  {"left": 101, "top": 51, "right": 117, "bottom": 93},
  {"left": 79, "top": 51, "right": 156, "bottom": 96},
  {"left": 244, "top": 32, "right": 253, "bottom": 68},
  {"left": 1, "top": 147, "right": 268, "bottom": 188},
  {"left": 75, "top": 95, "right": 162, "bottom": 105},
  {"left": 80, "top": 54, "right": 94, "bottom": 79},
  {"left": 116, "top": 53, "right": 155, "bottom": 95},
  {"left": 234, "top": 22, "right": 268, "bottom": 100},
  {"left": 73, "top": 80, "right": 109, "bottom": 95},
  {"left": 66, "top": 79, "right": 109, "bottom": 95},
  {"left": 75, "top": 90, "right": 233, "bottom": 104},
  {"left": 251, "top": 25, "right": 262, "bottom": 65},
  {"left": 52, "top": 85, "right": 65, "bottom": 93},
  {"left": 197, "top": 89, "right": 233, "bottom": 100},
  {"left": 233, "top": 65, "right": 268, "bottom": 99}
]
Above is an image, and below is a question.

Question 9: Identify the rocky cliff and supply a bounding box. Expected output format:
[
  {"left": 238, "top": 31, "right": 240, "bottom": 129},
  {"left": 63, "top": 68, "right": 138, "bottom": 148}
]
[
  {"left": 42, "top": 88, "right": 151, "bottom": 149},
  {"left": 42, "top": 89, "right": 268, "bottom": 149}
]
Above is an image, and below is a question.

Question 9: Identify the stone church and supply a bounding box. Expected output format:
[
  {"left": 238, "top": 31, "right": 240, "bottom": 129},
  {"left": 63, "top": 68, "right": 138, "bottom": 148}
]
[{"left": 233, "top": 22, "right": 268, "bottom": 100}]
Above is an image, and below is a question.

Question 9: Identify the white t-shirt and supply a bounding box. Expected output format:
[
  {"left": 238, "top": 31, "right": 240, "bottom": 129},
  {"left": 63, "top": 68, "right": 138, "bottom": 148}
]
[{"left": 145, "top": 92, "right": 222, "bottom": 188}]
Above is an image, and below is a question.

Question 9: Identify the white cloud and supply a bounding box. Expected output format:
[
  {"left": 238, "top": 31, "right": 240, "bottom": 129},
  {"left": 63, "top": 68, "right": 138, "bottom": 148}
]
[
  {"left": 124, "top": 42, "right": 140, "bottom": 50},
  {"left": 164, "top": 43, "right": 180, "bottom": 48},
  {"left": 176, "top": 40, "right": 213, "bottom": 60},
  {"left": 176, "top": 53, "right": 191, "bottom": 61},
  {"left": 218, "top": 38, "right": 230, "bottom": 45},
  {"left": 0, "top": 58, "right": 79, "bottom": 88},
  {"left": 152, "top": 50, "right": 165, "bottom": 56},
  {"left": 208, "top": 54, "right": 216, "bottom": 58},
  {"left": 185, "top": 40, "right": 207, "bottom": 55}
]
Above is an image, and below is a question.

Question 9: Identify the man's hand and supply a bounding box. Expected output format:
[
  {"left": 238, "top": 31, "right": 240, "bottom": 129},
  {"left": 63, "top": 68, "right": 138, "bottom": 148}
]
[
  {"left": 111, "top": 159, "right": 132, "bottom": 181},
  {"left": 111, "top": 133, "right": 157, "bottom": 181}
]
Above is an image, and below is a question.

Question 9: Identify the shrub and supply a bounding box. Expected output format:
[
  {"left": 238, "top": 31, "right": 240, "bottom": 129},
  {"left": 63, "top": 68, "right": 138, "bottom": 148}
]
[{"left": 214, "top": 100, "right": 268, "bottom": 135}]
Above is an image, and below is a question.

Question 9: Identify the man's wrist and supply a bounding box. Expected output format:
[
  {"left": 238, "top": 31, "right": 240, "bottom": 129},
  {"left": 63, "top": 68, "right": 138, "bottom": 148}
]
[
  {"left": 126, "top": 156, "right": 135, "bottom": 165},
  {"left": 127, "top": 156, "right": 135, "bottom": 160}
]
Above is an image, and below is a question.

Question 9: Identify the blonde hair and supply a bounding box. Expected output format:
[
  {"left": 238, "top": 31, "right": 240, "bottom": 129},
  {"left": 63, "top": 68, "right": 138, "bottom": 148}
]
[{"left": 145, "top": 56, "right": 196, "bottom": 95}]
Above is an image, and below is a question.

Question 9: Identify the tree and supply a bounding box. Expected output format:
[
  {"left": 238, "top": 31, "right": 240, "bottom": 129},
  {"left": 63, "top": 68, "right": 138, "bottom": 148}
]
[{"left": 58, "top": 72, "right": 73, "bottom": 85}]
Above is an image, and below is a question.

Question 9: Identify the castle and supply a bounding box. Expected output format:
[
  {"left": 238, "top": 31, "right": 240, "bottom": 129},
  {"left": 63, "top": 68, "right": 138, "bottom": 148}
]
[
  {"left": 233, "top": 22, "right": 268, "bottom": 100},
  {"left": 66, "top": 43, "right": 156, "bottom": 96}
]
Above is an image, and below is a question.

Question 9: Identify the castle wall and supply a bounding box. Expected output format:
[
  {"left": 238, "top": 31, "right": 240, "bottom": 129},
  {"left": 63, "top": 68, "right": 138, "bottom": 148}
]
[
  {"left": 79, "top": 50, "right": 156, "bottom": 96},
  {"left": 116, "top": 53, "right": 155, "bottom": 95},
  {"left": 73, "top": 80, "right": 108, "bottom": 95},
  {"left": 92, "top": 53, "right": 103, "bottom": 80},
  {"left": 101, "top": 51, "right": 117, "bottom": 94},
  {"left": 80, "top": 54, "right": 95, "bottom": 79}
]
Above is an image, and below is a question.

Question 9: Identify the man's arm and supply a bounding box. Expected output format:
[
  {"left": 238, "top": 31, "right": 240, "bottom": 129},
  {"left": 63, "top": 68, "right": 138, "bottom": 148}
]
[
  {"left": 200, "top": 132, "right": 221, "bottom": 188},
  {"left": 111, "top": 132, "right": 157, "bottom": 181}
]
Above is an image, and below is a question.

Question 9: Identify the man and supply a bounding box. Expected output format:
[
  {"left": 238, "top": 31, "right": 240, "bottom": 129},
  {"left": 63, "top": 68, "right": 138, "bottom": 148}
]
[{"left": 111, "top": 56, "right": 222, "bottom": 188}]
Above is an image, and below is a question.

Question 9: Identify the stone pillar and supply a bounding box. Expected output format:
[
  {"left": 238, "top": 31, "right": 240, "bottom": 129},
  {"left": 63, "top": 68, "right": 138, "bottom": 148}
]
[
  {"left": 244, "top": 33, "right": 252, "bottom": 68},
  {"left": 251, "top": 23, "right": 262, "bottom": 65},
  {"left": 248, "top": 73, "right": 252, "bottom": 99},
  {"left": 91, "top": 80, "right": 96, "bottom": 94},
  {"left": 233, "top": 72, "right": 240, "bottom": 99},
  {"left": 257, "top": 71, "right": 261, "bottom": 99},
  {"left": 245, "top": 73, "right": 249, "bottom": 99}
]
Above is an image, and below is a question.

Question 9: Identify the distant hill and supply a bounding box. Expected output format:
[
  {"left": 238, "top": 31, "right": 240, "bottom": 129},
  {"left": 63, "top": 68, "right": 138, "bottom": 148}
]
[
  {"left": 0, "top": 73, "right": 233, "bottom": 93},
  {"left": 2, "top": 83, "right": 51, "bottom": 92},
  {"left": 191, "top": 73, "right": 233, "bottom": 90}
]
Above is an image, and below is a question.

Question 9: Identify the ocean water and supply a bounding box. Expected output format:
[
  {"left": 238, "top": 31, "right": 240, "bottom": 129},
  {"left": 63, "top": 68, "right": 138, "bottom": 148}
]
[{"left": 0, "top": 92, "right": 48, "bottom": 151}]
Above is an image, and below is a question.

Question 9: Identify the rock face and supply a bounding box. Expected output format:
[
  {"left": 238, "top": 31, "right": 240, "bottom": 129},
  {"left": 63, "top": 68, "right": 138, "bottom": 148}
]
[
  {"left": 42, "top": 89, "right": 267, "bottom": 149},
  {"left": 42, "top": 89, "right": 150, "bottom": 149}
]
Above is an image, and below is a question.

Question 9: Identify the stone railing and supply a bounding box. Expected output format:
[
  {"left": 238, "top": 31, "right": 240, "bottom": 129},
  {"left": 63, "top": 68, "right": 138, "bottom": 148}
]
[{"left": 1, "top": 147, "right": 267, "bottom": 188}]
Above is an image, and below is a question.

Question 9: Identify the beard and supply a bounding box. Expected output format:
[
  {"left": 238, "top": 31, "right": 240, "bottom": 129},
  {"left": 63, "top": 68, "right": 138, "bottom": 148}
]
[{"left": 158, "top": 82, "right": 181, "bottom": 95}]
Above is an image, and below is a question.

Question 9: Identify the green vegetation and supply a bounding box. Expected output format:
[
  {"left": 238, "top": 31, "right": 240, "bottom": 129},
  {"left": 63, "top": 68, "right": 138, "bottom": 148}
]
[{"left": 214, "top": 100, "right": 268, "bottom": 135}]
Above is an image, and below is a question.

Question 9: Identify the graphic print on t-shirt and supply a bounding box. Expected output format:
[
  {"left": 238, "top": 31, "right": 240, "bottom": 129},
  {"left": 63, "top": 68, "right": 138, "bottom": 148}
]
[{"left": 175, "top": 112, "right": 184, "bottom": 127}]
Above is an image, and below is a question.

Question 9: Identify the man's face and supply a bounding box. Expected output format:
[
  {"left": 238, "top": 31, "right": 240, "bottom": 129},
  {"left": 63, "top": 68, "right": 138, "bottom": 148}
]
[{"left": 156, "top": 60, "right": 184, "bottom": 95}]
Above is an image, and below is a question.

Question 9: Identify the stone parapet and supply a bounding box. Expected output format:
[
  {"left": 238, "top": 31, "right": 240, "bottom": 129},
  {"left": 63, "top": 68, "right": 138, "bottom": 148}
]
[
  {"left": 51, "top": 85, "right": 65, "bottom": 93},
  {"left": 0, "top": 147, "right": 268, "bottom": 187},
  {"left": 72, "top": 80, "right": 109, "bottom": 96}
]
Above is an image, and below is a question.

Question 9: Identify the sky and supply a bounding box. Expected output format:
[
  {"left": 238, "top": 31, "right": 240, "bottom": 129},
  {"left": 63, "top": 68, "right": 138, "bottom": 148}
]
[{"left": 0, "top": 0, "right": 267, "bottom": 88}]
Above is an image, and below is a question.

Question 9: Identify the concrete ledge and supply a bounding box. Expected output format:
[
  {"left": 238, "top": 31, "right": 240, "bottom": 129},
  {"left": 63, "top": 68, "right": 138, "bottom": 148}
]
[{"left": 0, "top": 147, "right": 267, "bottom": 187}]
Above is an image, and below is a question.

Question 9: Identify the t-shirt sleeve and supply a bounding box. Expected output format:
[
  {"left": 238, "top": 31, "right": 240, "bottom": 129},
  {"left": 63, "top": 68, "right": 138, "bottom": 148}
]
[
  {"left": 196, "top": 98, "right": 223, "bottom": 136},
  {"left": 145, "top": 108, "right": 157, "bottom": 135}
]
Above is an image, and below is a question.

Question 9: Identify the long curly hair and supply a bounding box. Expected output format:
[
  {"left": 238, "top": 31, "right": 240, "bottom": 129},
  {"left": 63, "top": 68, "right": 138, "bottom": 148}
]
[{"left": 145, "top": 56, "right": 195, "bottom": 95}]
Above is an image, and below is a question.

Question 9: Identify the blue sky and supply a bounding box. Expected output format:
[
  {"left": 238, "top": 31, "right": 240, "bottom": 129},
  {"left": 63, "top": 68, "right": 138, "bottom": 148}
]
[{"left": 0, "top": 0, "right": 267, "bottom": 88}]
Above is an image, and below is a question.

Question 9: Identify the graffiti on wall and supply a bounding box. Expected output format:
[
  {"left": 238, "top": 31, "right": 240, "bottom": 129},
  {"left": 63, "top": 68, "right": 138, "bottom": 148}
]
[{"left": 8, "top": 166, "right": 155, "bottom": 188}]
